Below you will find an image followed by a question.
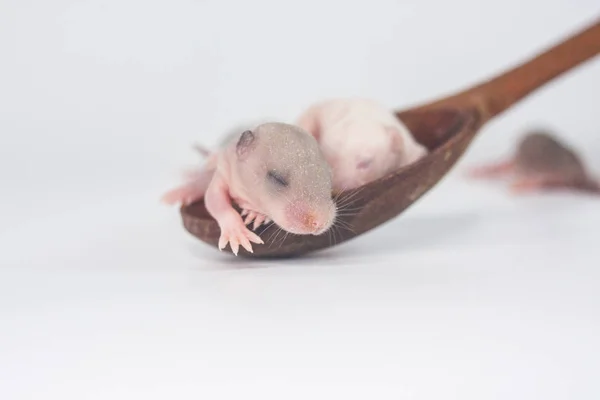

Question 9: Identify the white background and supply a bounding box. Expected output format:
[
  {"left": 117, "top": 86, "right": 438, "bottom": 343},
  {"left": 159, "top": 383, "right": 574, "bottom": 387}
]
[{"left": 1, "top": 0, "right": 600, "bottom": 399}]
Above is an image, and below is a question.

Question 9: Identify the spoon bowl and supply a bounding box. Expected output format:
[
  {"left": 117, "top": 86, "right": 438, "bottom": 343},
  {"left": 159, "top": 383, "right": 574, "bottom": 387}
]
[{"left": 180, "top": 19, "right": 600, "bottom": 258}]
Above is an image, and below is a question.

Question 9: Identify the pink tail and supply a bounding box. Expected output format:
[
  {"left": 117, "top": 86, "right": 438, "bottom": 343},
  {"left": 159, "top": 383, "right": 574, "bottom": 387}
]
[
  {"left": 192, "top": 143, "right": 212, "bottom": 158},
  {"left": 466, "top": 159, "right": 515, "bottom": 179}
]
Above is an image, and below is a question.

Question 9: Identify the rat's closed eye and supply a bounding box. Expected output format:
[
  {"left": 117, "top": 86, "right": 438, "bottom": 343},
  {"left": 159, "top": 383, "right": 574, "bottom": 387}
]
[
  {"left": 267, "top": 170, "right": 289, "bottom": 187},
  {"left": 357, "top": 158, "right": 373, "bottom": 170}
]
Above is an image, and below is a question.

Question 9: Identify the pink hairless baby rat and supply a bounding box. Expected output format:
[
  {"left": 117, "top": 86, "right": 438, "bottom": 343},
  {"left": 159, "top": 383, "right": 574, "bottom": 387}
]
[
  {"left": 295, "top": 98, "right": 428, "bottom": 193},
  {"left": 467, "top": 129, "right": 600, "bottom": 194},
  {"left": 162, "top": 122, "right": 337, "bottom": 255}
]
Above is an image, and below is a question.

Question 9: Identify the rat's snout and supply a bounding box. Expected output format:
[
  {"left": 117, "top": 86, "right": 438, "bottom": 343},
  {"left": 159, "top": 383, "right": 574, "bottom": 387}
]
[
  {"left": 283, "top": 201, "right": 335, "bottom": 235},
  {"left": 295, "top": 210, "right": 327, "bottom": 234}
]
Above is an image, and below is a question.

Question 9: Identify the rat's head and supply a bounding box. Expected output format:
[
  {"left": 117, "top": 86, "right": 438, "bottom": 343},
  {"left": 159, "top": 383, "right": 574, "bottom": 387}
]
[
  {"left": 233, "top": 123, "right": 337, "bottom": 235},
  {"left": 327, "top": 125, "right": 406, "bottom": 190}
]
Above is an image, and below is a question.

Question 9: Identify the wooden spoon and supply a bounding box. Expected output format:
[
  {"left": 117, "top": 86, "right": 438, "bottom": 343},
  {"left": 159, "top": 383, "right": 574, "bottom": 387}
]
[{"left": 180, "top": 19, "right": 600, "bottom": 258}]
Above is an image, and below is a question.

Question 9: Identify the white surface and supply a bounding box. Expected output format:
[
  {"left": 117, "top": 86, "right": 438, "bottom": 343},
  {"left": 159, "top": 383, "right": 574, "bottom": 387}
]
[{"left": 1, "top": 1, "right": 600, "bottom": 399}]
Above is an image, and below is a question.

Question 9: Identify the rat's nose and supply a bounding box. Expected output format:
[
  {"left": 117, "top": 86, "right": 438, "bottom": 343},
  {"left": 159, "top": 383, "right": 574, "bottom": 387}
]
[
  {"left": 300, "top": 211, "right": 330, "bottom": 235},
  {"left": 285, "top": 202, "right": 332, "bottom": 235},
  {"left": 302, "top": 212, "right": 321, "bottom": 231}
]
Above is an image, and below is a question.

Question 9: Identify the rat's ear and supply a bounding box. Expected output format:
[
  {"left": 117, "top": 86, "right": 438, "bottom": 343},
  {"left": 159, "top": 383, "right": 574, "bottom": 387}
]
[
  {"left": 236, "top": 130, "right": 257, "bottom": 160},
  {"left": 386, "top": 126, "right": 404, "bottom": 154},
  {"left": 312, "top": 124, "right": 321, "bottom": 141}
]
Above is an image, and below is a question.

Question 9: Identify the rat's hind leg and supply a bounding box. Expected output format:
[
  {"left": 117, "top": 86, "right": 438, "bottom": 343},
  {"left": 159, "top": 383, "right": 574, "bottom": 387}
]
[
  {"left": 161, "top": 180, "right": 208, "bottom": 205},
  {"left": 163, "top": 159, "right": 217, "bottom": 205},
  {"left": 204, "top": 176, "right": 264, "bottom": 255},
  {"left": 466, "top": 159, "right": 515, "bottom": 179},
  {"left": 162, "top": 166, "right": 215, "bottom": 206}
]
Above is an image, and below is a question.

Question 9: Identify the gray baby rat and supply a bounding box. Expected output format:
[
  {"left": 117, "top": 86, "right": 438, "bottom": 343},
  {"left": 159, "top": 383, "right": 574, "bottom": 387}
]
[
  {"left": 162, "top": 122, "right": 337, "bottom": 255},
  {"left": 467, "top": 129, "right": 599, "bottom": 194}
]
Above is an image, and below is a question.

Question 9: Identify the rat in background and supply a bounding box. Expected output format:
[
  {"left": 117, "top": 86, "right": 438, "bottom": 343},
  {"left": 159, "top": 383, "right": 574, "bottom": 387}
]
[
  {"left": 466, "top": 129, "right": 600, "bottom": 194},
  {"left": 295, "top": 98, "right": 428, "bottom": 193},
  {"left": 161, "top": 122, "right": 337, "bottom": 255}
]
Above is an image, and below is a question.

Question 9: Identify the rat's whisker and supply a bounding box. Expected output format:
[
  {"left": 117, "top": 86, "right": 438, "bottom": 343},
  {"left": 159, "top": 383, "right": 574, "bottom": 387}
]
[
  {"left": 258, "top": 221, "right": 276, "bottom": 237},
  {"left": 335, "top": 205, "right": 363, "bottom": 215},
  {"left": 337, "top": 203, "right": 364, "bottom": 211},
  {"left": 265, "top": 223, "right": 279, "bottom": 239},
  {"left": 335, "top": 224, "right": 344, "bottom": 244},
  {"left": 267, "top": 227, "right": 283, "bottom": 247},
  {"left": 335, "top": 211, "right": 361, "bottom": 219},
  {"left": 339, "top": 199, "right": 364, "bottom": 213},
  {"left": 335, "top": 193, "right": 352, "bottom": 208},
  {"left": 346, "top": 186, "right": 367, "bottom": 202},
  {"left": 336, "top": 187, "right": 366, "bottom": 209},
  {"left": 277, "top": 231, "right": 290, "bottom": 249},
  {"left": 266, "top": 231, "right": 276, "bottom": 247},
  {"left": 275, "top": 229, "right": 289, "bottom": 249},
  {"left": 331, "top": 224, "right": 340, "bottom": 246},
  {"left": 335, "top": 215, "right": 358, "bottom": 221},
  {"left": 332, "top": 184, "right": 350, "bottom": 203},
  {"left": 335, "top": 210, "right": 360, "bottom": 216},
  {"left": 334, "top": 219, "right": 356, "bottom": 234},
  {"left": 337, "top": 185, "right": 361, "bottom": 199},
  {"left": 273, "top": 228, "right": 285, "bottom": 244},
  {"left": 268, "top": 231, "right": 281, "bottom": 249}
]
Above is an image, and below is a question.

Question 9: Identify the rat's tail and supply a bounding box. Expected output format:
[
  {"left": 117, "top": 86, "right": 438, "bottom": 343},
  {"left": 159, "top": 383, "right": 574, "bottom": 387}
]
[{"left": 192, "top": 143, "right": 212, "bottom": 158}]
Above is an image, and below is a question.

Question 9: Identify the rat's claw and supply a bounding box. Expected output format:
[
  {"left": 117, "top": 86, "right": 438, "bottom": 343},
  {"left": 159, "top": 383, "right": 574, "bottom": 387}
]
[
  {"left": 218, "top": 234, "right": 228, "bottom": 251},
  {"left": 246, "top": 230, "right": 264, "bottom": 245},
  {"left": 239, "top": 236, "right": 253, "bottom": 253},
  {"left": 244, "top": 211, "right": 258, "bottom": 225},
  {"left": 240, "top": 209, "right": 249, "bottom": 217},
  {"left": 217, "top": 216, "right": 264, "bottom": 255},
  {"left": 229, "top": 237, "right": 240, "bottom": 256},
  {"left": 253, "top": 214, "right": 266, "bottom": 230}
]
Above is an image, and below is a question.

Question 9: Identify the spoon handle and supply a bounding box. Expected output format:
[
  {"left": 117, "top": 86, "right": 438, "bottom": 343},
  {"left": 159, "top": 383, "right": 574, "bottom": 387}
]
[{"left": 419, "top": 17, "right": 600, "bottom": 121}]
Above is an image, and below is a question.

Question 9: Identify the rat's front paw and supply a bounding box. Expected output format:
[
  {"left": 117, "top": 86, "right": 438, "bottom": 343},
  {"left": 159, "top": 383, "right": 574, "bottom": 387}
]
[
  {"left": 218, "top": 217, "right": 265, "bottom": 255},
  {"left": 240, "top": 209, "right": 271, "bottom": 230}
]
